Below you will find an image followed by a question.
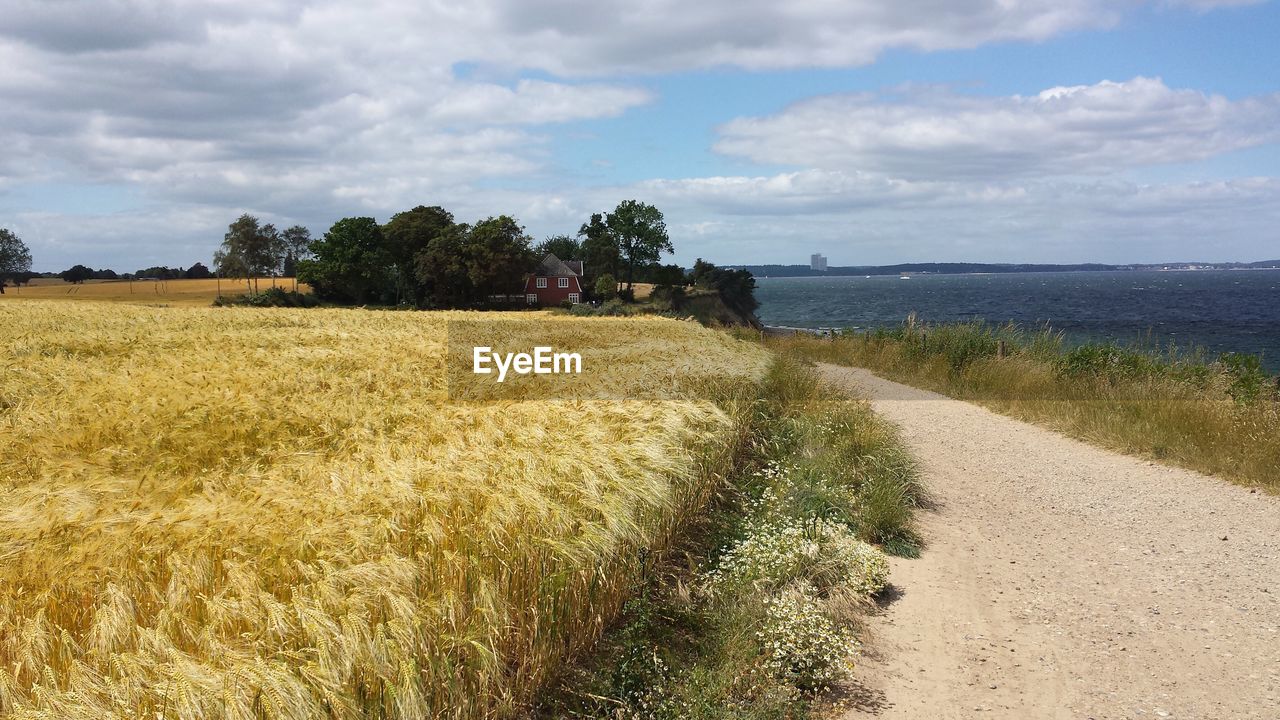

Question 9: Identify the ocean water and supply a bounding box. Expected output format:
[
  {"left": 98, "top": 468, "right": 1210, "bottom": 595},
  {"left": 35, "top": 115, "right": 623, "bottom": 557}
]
[{"left": 755, "top": 270, "right": 1280, "bottom": 370}]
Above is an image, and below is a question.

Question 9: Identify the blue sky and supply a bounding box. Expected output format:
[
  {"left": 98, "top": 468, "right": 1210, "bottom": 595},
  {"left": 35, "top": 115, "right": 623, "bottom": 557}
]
[{"left": 1, "top": 0, "right": 1278, "bottom": 270}]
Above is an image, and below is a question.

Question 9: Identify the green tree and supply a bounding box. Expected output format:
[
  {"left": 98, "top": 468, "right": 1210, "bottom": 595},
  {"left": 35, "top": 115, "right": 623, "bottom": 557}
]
[
  {"left": 605, "top": 200, "right": 672, "bottom": 292},
  {"left": 649, "top": 263, "right": 686, "bottom": 288},
  {"left": 280, "top": 225, "right": 312, "bottom": 291},
  {"left": 385, "top": 206, "right": 455, "bottom": 305},
  {"left": 254, "top": 223, "right": 285, "bottom": 289},
  {"left": 414, "top": 223, "right": 472, "bottom": 307},
  {"left": 185, "top": 262, "right": 213, "bottom": 280},
  {"left": 465, "top": 216, "right": 536, "bottom": 302},
  {"left": 298, "top": 217, "right": 389, "bottom": 304},
  {"left": 579, "top": 212, "right": 619, "bottom": 280},
  {"left": 60, "top": 264, "right": 94, "bottom": 284},
  {"left": 216, "top": 214, "right": 281, "bottom": 292},
  {"left": 535, "top": 234, "right": 582, "bottom": 260},
  {"left": 691, "top": 258, "right": 758, "bottom": 316},
  {"left": 0, "top": 228, "right": 33, "bottom": 295},
  {"left": 593, "top": 273, "right": 617, "bottom": 300}
]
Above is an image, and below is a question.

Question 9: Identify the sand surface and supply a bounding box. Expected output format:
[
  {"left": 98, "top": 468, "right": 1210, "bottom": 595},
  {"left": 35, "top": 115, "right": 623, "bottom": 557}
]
[{"left": 818, "top": 364, "right": 1280, "bottom": 720}]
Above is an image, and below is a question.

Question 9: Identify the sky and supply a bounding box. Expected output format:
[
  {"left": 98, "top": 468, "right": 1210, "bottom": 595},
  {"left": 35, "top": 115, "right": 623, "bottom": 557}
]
[{"left": 1, "top": 0, "right": 1278, "bottom": 271}]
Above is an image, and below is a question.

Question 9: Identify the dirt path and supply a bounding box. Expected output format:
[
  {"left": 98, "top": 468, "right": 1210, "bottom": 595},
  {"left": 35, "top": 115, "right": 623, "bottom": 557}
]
[{"left": 819, "top": 364, "right": 1280, "bottom": 720}]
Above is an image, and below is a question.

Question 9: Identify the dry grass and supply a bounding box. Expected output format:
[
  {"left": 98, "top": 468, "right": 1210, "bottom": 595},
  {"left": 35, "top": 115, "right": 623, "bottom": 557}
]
[
  {"left": 0, "top": 301, "right": 769, "bottom": 718},
  {"left": 1, "top": 279, "right": 308, "bottom": 307},
  {"left": 770, "top": 327, "right": 1280, "bottom": 492}
]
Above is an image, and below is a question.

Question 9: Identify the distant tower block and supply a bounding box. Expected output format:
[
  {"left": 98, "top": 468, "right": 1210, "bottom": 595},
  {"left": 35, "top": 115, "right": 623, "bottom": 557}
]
[{"left": 810, "top": 253, "right": 828, "bottom": 272}]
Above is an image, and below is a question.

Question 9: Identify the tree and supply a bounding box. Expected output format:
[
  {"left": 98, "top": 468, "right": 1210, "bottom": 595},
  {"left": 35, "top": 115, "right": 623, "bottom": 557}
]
[
  {"left": 605, "top": 200, "right": 672, "bottom": 292},
  {"left": 593, "top": 273, "right": 617, "bottom": 301},
  {"left": 217, "top": 214, "right": 283, "bottom": 292},
  {"left": 60, "top": 264, "right": 94, "bottom": 284},
  {"left": 280, "top": 225, "right": 312, "bottom": 291},
  {"left": 464, "top": 216, "right": 535, "bottom": 302},
  {"left": 535, "top": 234, "right": 582, "bottom": 261},
  {"left": 297, "top": 217, "right": 388, "bottom": 304},
  {"left": 134, "top": 266, "right": 183, "bottom": 279},
  {"left": 649, "top": 263, "right": 686, "bottom": 288},
  {"left": 185, "top": 262, "right": 213, "bottom": 279},
  {"left": 414, "top": 224, "right": 472, "bottom": 307},
  {"left": 691, "top": 258, "right": 758, "bottom": 316},
  {"left": 579, "top": 212, "right": 619, "bottom": 280},
  {"left": 217, "top": 214, "right": 257, "bottom": 291},
  {"left": 384, "top": 206, "right": 455, "bottom": 305},
  {"left": 0, "top": 228, "right": 33, "bottom": 295},
  {"left": 252, "top": 223, "right": 284, "bottom": 288}
]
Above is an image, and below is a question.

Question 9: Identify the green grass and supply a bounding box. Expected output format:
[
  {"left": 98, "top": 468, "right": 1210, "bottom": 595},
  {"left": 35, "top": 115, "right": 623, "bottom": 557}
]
[
  {"left": 769, "top": 319, "right": 1280, "bottom": 492},
  {"left": 543, "top": 356, "right": 923, "bottom": 718}
]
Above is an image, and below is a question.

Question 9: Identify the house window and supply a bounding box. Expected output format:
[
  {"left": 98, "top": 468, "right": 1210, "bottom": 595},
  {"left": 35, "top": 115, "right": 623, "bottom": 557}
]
[
  {"left": 526, "top": 293, "right": 538, "bottom": 304},
  {"left": 536, "top": 277, "right": 547, "bottom": 288},
  {"left": 568, "top": 293, "right": 580, "bottom": 304},
  {"left": 558, "top": 277, "right": 569, "bottom": 288}
]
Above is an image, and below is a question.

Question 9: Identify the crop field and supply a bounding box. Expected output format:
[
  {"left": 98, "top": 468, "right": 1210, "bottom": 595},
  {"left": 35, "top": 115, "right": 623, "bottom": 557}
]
[
  {"left": 1, "top": 278, "right": 308, "bottom": 307},
  {"left": 0, "top": 301, "right": 770, "bottom": 719}
]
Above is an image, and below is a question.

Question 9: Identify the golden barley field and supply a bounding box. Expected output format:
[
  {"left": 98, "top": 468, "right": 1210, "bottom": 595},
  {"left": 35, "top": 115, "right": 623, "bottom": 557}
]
[
  {"left": 0, "top": 301, "right": 769, "bottom": 719},
  {"left": 1, "top": 278, "right": 308, "bottom": 307}
]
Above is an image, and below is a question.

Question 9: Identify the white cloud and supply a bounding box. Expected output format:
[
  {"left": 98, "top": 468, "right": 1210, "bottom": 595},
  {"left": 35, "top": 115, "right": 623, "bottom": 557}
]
[
  {"left": 715, "top": 78, "right": 1280, "bottom": 179},
  {"left": 0, "top": 0, "right": 1274, "bottom": 267}
]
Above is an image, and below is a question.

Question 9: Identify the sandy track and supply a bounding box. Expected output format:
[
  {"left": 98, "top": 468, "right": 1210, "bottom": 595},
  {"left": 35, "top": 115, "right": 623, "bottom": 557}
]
[{"left": 818, "top": 365, "right": 1280, "bottom": 720}]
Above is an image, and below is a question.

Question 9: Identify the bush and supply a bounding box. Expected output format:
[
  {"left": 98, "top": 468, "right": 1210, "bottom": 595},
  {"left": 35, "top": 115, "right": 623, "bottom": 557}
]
[
  {"left": 594, "top": 273, "right": 618, "bottom": 301},
  {"left": 213, "top": 287, "right": 319, "bottom": 308}
]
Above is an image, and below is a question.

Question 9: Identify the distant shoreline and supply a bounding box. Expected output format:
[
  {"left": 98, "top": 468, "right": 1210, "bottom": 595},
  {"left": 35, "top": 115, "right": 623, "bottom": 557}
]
[{"left": 731, "top": 262, "right": 1280, "bottom": 278}]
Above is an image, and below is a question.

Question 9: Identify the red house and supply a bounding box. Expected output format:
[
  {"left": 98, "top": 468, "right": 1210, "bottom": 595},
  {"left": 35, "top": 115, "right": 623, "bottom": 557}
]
[{"left": 524, "top": 253, "right": 584, "bottom": 305}]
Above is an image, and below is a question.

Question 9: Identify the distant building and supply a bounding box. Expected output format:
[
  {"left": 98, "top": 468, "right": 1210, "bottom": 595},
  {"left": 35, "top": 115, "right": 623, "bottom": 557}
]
[
  {"left": 810, "top": 253, "right": 828, "bottom": 272},
  {"left": 524, "top": 253, "right": 584, "bottom": 305}
]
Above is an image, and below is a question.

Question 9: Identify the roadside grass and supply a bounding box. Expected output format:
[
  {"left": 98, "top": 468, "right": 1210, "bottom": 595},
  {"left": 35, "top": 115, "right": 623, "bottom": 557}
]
[
  {"left": 768, "top": 320, "right": 1280, "bottom": 492},
  {"left": 543, "top": 355, "right": 924, "bottom": 719}
]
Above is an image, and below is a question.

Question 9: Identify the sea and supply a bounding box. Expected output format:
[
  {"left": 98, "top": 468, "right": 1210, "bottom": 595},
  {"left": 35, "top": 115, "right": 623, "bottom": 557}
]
[{"left": 754, "top": 270, "right": 1280, "bottom": 372}]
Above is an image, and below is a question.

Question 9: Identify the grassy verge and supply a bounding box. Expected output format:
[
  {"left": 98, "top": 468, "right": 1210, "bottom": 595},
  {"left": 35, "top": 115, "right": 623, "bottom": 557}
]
[
  {"left": 769, "top": 320, "right": 1280, "bottom": 491},
  {"left": 544, "top": 356, "right": 924, "bottom": 718}
]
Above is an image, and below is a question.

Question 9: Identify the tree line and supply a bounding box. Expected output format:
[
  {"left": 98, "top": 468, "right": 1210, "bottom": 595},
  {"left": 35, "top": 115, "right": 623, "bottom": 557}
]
[
  {"left": 216, "top": 200, "right": 678, "bottom": 307},
  {"left": 1, "top": 200, "right": 756, "bottom": 314}
]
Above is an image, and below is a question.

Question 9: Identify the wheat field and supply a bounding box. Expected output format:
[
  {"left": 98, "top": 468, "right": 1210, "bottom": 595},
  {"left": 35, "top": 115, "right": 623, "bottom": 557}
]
[
  {"left": 0, "top": 301, "right": 769, "bottom": 719},
  {"left": 1, "top": 278, "right": 308, "bottom": 307}
]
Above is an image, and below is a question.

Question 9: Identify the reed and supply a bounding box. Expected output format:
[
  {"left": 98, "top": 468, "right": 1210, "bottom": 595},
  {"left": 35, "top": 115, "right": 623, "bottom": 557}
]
[{"left": 0, "top": 301, "right": 769, "bottom": 718}]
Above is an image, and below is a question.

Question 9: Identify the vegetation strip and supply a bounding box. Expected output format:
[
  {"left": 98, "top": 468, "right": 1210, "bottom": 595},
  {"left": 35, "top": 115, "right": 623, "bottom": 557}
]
[
  {"left": 771, "top": 319, "right": 1280, "bottom": 491},
  {"left": 546, "top": 356, "right": 923, "bottom": 719}
]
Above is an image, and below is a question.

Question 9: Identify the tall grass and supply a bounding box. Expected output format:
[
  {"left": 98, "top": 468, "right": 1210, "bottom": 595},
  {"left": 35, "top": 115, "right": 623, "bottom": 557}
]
[
  {"left": 546, "top": 356, "right": 924, "bottom": 718},
  {"left": 771, "top": 319, "right": 1280, "bottom": 491},
  {"left": 0, "top": 301, "right": 770, "bottom": 719}
]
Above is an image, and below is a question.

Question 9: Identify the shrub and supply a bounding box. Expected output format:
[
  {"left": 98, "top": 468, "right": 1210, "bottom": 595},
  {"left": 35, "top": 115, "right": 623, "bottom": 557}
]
[
  {"left": 213, "top": 287, "right": 319, "bottom": 308},
  {"left": 595, "top": 273, "right": 618, "bottom": 301}
]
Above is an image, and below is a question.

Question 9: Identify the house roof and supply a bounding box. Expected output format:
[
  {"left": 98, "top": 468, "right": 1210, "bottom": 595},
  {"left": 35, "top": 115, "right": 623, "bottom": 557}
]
[
  {"left": 565, "top": 260, "right": 584, "bottom": 276},
  {"left": 532, "top": 253, "right": 580, "bottom": 277}
]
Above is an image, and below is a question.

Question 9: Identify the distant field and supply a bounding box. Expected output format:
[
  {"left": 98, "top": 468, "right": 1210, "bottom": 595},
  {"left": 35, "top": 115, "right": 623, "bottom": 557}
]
[
  {"left": 1, "top": 277, "right": 307, "bottom": 306},
  {"left": 0, "top": 301, "right": 769, "bottom": 718}
]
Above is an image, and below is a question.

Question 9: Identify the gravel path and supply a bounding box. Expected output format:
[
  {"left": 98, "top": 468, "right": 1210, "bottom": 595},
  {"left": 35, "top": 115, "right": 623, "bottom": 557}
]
[{"left": 819, "top": 364, "right": 1280, "bottom": 720}]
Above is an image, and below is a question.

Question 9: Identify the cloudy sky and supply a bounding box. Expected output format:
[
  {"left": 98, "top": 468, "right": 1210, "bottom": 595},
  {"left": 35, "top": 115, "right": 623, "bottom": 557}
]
[{"left": 2, "top": 0, "right": 1278, "bottom": 271}]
